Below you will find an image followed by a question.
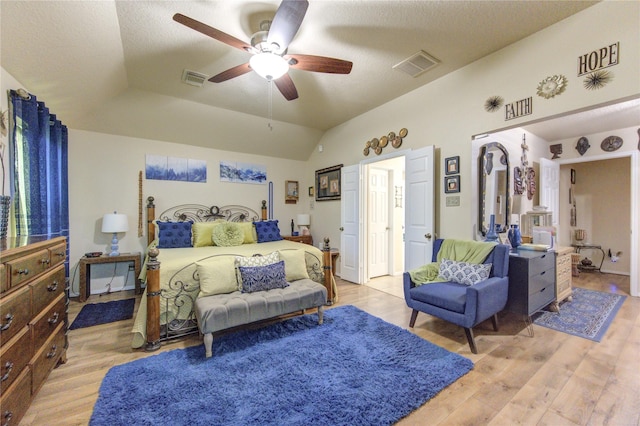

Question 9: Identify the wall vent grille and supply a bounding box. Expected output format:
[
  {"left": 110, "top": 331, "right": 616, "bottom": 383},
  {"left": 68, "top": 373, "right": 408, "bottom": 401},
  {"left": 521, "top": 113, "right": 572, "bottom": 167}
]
[
  {"left": 181, "top": 69, "right": 208, "bottom": 87},
  {"left": 392, "top": 50, "right": 440, "bottom": 78}
]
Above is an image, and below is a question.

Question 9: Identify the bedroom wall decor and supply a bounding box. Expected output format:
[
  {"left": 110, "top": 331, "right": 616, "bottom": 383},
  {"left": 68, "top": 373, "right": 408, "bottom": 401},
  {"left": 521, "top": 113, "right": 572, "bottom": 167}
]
[
  {"left": 536, "top": 75, "right": 568, "bottom": 99},
  {"left": 445, "top": 156, "right": 460, "bottom": 175},
  {"left": 219, "top": 161, "right": 266, "bottom": 184},
  {"left": 576, "top": 137, "right": 590, "bottom": 155},
  {"left": 362, "top": 128, "right": 408, "bottom": 156},
  {"left": 484, "top": 96, "right": 504, "bottom": 112},
  {"left": 504, "top": 97, "right": 532, "bottom": 121},
  {"left": 315, "top": 164, "right": 343, "bottom": 201},
  {"left": 146, "top": 154, "right": 207, "bottom": 182},
  {"left": 285, "top": 180, "right": 299, "bottom": 204}
]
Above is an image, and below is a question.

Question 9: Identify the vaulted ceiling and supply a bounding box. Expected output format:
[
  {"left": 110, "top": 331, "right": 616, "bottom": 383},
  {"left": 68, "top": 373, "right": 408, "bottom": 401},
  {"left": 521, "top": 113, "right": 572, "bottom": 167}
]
[{"left": 2, "top": 1, "right": 602, "bottom": 160}]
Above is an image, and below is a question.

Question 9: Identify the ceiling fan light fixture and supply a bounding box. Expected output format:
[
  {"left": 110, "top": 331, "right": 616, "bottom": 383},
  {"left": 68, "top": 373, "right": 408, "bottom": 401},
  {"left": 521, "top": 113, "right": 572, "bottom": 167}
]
[{"left": 250, "top": 52, "right": 289, "bottom": 80}]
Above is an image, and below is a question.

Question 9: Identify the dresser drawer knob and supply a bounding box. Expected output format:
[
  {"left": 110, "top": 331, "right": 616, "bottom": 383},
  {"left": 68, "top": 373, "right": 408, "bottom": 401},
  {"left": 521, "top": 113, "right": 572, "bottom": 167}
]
[
  {"left": 56, "top": 251, "right": 65, "bottom": 257},
  {"left": 48, "top": 312, "right": 60, "bottom": 325},
  {"left": 1, "top": 362, "right": 14, "bottom": 382},
  {"left": 46, "top": 344, "right": 58, "bottom": 359},
  {"left": 41, "top": 258, "right": 51, "bottom": 265},
  {"left": 3, "top": 410, "right": 13, "bottom": 426},
  {"left": 47, "top": 281, "right": 59, "bottom": 292},
  {"left": 17, "top": 268, "right": 29, "bottom": 275},
  {"left": 0, "top": 314, "right": 14, "bottom": 332}
]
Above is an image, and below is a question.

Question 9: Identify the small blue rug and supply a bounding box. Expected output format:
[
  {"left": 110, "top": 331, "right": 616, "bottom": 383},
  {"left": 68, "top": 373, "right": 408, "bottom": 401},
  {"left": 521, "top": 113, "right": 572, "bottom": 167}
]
[
  {"left": 69, "top": 299, "right": 135, "bottom": 330},
  {"left": 533, "top": 287, "right": 626, "bottom": 342},
  {"left": 91, "top": 305, "right": 473, "bottom": 426}
]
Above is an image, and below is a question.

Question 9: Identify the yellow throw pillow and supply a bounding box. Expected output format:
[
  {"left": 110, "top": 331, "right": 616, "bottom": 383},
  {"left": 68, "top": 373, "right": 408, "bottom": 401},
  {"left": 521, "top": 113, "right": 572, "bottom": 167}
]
[
  {"left": 192, "top": 222, "right": 220, "bottom": 247},
  {"left": 237, "top": 221, "right": 257, "bottom": 244},
  {"left": 197, "top": 257, "right": 239, "bottom": 297},
  {"left": 278, "top": 249, "right": 310, "bottom": 282}
]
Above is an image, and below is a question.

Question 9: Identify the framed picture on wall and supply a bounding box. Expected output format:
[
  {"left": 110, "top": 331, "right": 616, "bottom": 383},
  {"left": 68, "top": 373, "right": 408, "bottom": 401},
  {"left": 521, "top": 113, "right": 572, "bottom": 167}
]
[
  {"left": 315, "top": 164, "right": 343, "bottom": 201},
  {"left": 445, "top": 156, "right": 460, "bottom": 175},
  {"left": 444, "top": 175, "right": 460, "bottom": 193}
]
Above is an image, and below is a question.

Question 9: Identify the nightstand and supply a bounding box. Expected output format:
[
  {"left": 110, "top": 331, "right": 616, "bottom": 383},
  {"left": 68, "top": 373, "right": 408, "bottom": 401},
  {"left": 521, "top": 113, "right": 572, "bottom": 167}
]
[
  {"left": 283, "top": 235, "right": 313, "bottom": 246},
  {"left": 78, "top": 252, "right": 141, "bottom": 302}
]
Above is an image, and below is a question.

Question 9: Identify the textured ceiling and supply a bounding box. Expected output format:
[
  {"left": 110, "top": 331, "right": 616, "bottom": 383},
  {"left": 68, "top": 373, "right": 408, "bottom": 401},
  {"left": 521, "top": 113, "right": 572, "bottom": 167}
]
[{"left": 1, "top": 0, "right": 605, "bottom": 160}]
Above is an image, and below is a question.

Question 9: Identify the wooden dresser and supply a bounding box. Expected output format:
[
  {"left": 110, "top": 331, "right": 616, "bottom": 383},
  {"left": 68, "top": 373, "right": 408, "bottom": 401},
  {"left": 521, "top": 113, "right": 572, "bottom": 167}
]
[
  {"left": 506, "top": 249, "right": 556, "bottom": 318},
  {"left": 549, "top": 246, "right": 573, "bottom": 312},
  {"left": 0, "top": 236, "right": 68, "bottom": 426},
  {"left": 283, "top": 234, "right": 313, "bottom": 246}
]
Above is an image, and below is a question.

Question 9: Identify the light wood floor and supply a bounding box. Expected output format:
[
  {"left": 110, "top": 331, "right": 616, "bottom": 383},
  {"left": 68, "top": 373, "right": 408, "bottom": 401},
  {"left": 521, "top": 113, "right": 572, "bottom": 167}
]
[{"left": 21, "top": 272, "right": 639, "bottom": 425}]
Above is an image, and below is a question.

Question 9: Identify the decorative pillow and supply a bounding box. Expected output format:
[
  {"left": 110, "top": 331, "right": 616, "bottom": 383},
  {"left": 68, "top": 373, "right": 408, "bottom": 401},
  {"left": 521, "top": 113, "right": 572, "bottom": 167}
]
[
  {"left": 278, "top": 249, "right": 310, "bottom": 282},
  {"left": 239, "top": 261, "right": 289, "bottom": 293},
  {"left": 196, "top": 257, "right": 239, "bottom": 297},
  {"left": 236, "top": 221, "right": 257, "bottom": 244},
  {"left": 438, "top": 258, "right": 492, "bottom": 286},
  {"left": 212, "top": 222, "right": 244, "bottom": 247},
  {"left": 235, "top": 251, "right": 280, "bottom": 290},
  {"left": 192, "top": 222, "right": 222, "bottom": 247},
  {"left": 156, "top": 221, "right": 192, "bottom": 248},
  {"left": 253, "top": 220, "right": 283, "bottom": 243}
]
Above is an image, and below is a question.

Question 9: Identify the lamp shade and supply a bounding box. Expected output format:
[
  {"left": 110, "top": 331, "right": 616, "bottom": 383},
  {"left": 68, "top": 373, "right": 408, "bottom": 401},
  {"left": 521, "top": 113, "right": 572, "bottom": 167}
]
[
  {"left": 102, "top": 212, "right": 129, "bottom": 233},
  {"left": 297, "top": 214, "right": 310, "bottom": 226}
]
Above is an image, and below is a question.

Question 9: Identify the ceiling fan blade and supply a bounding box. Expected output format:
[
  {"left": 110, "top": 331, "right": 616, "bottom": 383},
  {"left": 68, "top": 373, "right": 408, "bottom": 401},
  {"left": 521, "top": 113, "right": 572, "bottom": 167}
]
[
  {"left": 173, "top": 13, "right": 251, "bottom": 52},
  {"left": 287, "top": 54, "right": 353, "bottom": 74},
  {"left": 267, "top": 0, "right": 309, "bottom": 54},
  {"left": 209, "top": 63, "right": 252, "bottom": 83},
  {"left": 274, "top": 74, "right": 299, "bottom": 101}
]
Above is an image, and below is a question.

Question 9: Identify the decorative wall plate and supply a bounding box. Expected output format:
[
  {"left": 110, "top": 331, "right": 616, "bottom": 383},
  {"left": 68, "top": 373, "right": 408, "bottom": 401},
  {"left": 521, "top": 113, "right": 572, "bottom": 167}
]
[
  {"left": 374, "top": 146, "right": 382, "bottom": 155},
  {"left": 399, "top": 128, "right": 408, "bottom": 138},
  {"left": 379, "top": 136, "right": 388, "bottom": 147},
  {"left": 363, "top": 147, "right": 370, "bottom": 156},
  {"left": 392, "top": 136, "right": 402, "bottom": 148},
  {"left": 365, "top": 140, "right": 371, "bottom": 148},
  {"left": 370, "top": 138, "right": 379, "bottom": 149},
  {"left": 576, "top": 137, "right": 590, "bottom": 156},
  {"left": 388, "top": 131, "right": 396, "bottom": 140},
  {"left": 536, "top": 74, "right": 567, "bottom": 99},
  {"left": 600, "top": 135, "right": 623, "bottom": 152}
]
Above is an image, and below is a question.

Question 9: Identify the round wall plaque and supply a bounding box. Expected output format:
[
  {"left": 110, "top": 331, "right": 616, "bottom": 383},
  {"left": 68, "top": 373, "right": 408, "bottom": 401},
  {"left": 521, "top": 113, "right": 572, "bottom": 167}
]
[{"left": 600, "top": 136, "right": 623, "bottom": 152}]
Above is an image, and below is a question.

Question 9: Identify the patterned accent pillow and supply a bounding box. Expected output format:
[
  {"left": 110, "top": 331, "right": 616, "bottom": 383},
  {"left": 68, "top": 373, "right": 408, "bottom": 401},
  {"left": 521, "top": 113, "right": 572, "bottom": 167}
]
[
  {"left": 235, "top": 252, "right": 280, "bottom": 290},
  {"left": 156, "top": 221, "right": 192, "bottom": 248},
  {"left": 253, "top": 220, "right": 283, "bottom": 243},
  {"left": 212, "top": 222, "right": 244, "bottom": 247},
  {"left": 239, "top": 261, "right": 289, "bottom": 293},
  {"left": 438, "top": 258, "right": 492, "bottom": 286}
]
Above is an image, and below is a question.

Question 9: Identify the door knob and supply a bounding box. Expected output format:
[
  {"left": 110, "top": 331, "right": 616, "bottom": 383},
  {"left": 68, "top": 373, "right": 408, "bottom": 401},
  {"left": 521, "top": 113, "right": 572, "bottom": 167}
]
[
  {"left": 424, "top": 233, "right": 432, "bottom": 240},
  {"left": 339, "top": 227, "right": 344, "bottom": 231}
]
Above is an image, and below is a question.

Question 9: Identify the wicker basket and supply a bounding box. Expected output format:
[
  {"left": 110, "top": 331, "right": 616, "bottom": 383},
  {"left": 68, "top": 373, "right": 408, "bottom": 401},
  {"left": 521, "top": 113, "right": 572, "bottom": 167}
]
[{"left": 571, "top": 253, "right": 581, "bottom": 277}]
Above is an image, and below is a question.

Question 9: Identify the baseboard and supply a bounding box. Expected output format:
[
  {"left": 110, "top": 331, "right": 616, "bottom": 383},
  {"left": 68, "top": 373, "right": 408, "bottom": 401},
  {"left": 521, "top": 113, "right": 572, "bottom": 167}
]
[{"left": 599, "top": 269, "right": 630, "bottom": 276}]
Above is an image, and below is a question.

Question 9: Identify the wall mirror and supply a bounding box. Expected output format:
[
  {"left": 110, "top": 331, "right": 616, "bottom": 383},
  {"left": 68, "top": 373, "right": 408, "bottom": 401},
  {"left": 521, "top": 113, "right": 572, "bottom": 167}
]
[{"left": 478, "top": 142, "right": 510, "bottom": 236}]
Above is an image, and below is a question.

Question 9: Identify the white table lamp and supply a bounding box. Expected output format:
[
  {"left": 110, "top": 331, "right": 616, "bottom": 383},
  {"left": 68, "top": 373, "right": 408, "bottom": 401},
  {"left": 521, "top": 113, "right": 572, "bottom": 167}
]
[
  {"left": 297, "top": 214, "right": 311, "bottom": 236},
  {"left": 102, "top": 212, "right": 129, "bottom": 256}
]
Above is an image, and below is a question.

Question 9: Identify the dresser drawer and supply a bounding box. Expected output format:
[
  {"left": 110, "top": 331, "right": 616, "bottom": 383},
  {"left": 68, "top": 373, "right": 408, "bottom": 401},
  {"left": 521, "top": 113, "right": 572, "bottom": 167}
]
[
  {"left": 529, "top": 284, "right": 555, "bottom": 313},
  {"left": 31, "top": 323, "right": 65, "bottom": 394},
  {"left": 0, "top": 263, "right": 7, "bottom": 294},
  {"left": 529, "top": 268, "right": 555, "bottom": 295},
  {"left": 7, "top": 249, "right": 50, "bottom": 288},
  {"left": 48, "top": 242, "right": 67, "bottom": 268},
  {"left": 527, "top": 252, "right": 554, "bottom": 277},
  {"left": 0, "top": 327, "right": 31, "bottom": 394},
  {"left": 0, "top": 367, "right": 31, "bottom": 426},
  {"left": 31, "top": 294, "right": 66, "bottom": 353},
  {"left": 30, "top": 265, "right": 65, "bottom": 316},
  {"left": 0, "top": 286, "right": 31, "bottom": 344}
]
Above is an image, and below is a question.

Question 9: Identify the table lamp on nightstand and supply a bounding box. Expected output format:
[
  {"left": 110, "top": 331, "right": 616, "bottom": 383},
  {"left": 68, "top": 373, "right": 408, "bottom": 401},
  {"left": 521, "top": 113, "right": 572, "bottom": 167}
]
[
  {"left": 101, "top": 212, "right": 129, "bottom": 256},
  {"left": 297, "top": 214, "right": 311, "bottom": 236}
]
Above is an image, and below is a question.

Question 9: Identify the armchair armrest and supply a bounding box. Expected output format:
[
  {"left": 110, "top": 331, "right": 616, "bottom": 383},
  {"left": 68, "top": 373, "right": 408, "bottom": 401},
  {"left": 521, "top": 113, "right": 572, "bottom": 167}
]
[{"left": 465, "top": 276, "right": 509, "bottom": 325}]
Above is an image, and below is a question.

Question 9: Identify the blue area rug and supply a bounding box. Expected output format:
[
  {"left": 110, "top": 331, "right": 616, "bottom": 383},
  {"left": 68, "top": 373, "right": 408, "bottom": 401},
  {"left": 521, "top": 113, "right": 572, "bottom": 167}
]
[
  {"left": 533, "top": 287, "right": 626, "bottom": 342},
  {"left": 91, "top": 305, "right": 473, "bottom": 426},
  {"left": 69, "top": 299, "right": 135, "bottom": 330}
]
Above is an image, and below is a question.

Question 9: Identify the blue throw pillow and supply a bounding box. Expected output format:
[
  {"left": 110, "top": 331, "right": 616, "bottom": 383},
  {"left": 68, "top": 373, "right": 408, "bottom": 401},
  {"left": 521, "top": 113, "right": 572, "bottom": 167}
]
[
  {"left": 253, "top": 220, "right": 283, "bottom": 243},
  {"left": 239, "top": 261, "right": 289, "bottom": 293},
  {"left": 156, "top": 221, "right": 193, "bottom": 248}
]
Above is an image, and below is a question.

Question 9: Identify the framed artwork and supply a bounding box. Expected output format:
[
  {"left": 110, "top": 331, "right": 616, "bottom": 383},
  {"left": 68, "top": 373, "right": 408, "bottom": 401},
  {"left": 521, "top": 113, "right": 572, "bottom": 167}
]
[
  {"left": 285, "top": 180, "right": 299, "bottom": 203},
  {"left": 445, "top": 156, "right": 460, "bottom": 175},
  {"left": 315, "top": 164, "right": 343, "bottom": 201},
  {"left": 444, "top": 175, "right": 460, "bottom": 193}
]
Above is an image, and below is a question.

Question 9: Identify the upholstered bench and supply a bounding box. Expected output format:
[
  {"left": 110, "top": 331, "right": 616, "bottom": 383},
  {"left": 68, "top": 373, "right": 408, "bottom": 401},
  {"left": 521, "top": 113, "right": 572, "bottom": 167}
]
[{"left": 195, "top": 278, "right": 327, "bottom": 357}]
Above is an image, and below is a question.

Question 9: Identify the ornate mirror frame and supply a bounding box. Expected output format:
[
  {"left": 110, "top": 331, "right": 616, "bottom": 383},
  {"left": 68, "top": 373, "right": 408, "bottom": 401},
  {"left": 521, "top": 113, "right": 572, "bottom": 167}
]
[{"left": 478, "top": 142, "right": 510, "bottom": 236}]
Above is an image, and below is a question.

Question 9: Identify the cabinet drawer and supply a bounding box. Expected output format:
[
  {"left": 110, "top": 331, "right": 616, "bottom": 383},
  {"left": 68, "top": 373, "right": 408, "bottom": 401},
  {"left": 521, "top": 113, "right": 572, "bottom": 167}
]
[
  {"left": 529, "top": 268, "right": 555, "bottom": 295},
  {"left": 31, "top": 294, "right": 66, "bottom": 353},
  {"left": 0, "top": 326, "right": 31, "bottom": 394},
  {"left": 0, "top": 367, "right": 31, "bottom": 426},
  {"left": 48, "top": 242, "right": 67, "bottom": 268},
  {"left": 7, "top": 249, "right": 50, "bottom": 288},
  {"left": 30, "top": 265, "right": 65, "bottom": 316},
  {"left": 0, "top": 263, "right": 7, "bottom": 294},
  {"left": 0, "top": 286, "right": 31, "bottom": 344},
  {"left": 528, "top": 252, "right": 554, "bottom": 277},
  {"left": 31, "top": 323, "right": 65, "bottom": 395},
  {"left": 529, "top": 284, "right": 554, "bottom": 313}
]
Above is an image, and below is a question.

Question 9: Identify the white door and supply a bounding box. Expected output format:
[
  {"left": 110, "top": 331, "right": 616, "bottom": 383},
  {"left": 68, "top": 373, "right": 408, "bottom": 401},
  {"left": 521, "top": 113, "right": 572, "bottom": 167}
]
[
  {"left": 340, "top": 164, "right": 363, "bottom": 283},
  {"left": 540, "top": 158, "right": 560, "bottom": 226},
  {"left": 404, "top": 146, "right": 435, "bottom": 271},
  {"left": 368, "top": 168, "right": 390, "bottom": 278}
]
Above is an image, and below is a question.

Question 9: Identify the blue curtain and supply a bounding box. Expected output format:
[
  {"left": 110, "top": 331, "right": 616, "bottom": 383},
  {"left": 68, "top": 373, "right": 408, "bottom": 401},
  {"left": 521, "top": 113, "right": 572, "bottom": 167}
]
[{"left": 10, "top": 90, "right": 69, "bottom": 275}]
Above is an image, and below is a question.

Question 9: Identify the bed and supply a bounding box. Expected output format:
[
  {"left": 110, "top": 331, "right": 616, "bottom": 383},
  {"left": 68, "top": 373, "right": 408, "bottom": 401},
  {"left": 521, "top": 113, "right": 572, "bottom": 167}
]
[{"left": 131, "top": 197, "right": 336, "bottom": 350}]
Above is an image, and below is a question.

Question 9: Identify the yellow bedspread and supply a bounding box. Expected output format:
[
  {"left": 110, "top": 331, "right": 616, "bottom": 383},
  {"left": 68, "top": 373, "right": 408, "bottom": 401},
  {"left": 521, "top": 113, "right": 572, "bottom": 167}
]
[{"left": 131, "top": 240, "right": 337, "bottom": 348}]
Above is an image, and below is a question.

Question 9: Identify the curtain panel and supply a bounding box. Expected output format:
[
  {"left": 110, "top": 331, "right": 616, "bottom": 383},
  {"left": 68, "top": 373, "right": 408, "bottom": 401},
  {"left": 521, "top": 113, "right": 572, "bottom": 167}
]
[{"left": 10, "top": 90, "right": 69, "bottom": 274}]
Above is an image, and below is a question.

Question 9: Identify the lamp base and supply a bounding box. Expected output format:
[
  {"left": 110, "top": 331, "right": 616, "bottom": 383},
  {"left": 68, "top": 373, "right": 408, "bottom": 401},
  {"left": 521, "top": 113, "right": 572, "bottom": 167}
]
[{"left": 109, "top": 233, "right": 121, "bottom": 256}]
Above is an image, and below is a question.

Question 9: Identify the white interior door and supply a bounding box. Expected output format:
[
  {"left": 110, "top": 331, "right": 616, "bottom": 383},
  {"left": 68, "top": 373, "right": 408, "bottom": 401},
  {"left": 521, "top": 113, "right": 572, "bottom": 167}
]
[
  {"left": 404, "top": 146, "right": 435, "bottom": 271},
  {"left": 368, "top": 168, "right": 390, "bottom": 278},
  {"left": 540, "top": 157, "right": 560, "bottom": 226},
  {"left": 340, "top": 164, "right": 362, "bottom": 284}
]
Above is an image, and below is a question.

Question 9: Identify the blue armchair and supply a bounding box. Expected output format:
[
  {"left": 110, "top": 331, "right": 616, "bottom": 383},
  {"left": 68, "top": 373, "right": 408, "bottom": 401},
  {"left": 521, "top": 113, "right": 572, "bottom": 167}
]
[{"left": 403, "top": 239, "right": 510, "bottom": 353}]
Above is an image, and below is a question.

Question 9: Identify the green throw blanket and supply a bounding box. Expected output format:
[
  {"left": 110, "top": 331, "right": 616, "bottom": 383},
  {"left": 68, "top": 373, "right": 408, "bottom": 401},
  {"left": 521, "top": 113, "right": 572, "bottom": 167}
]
[{"left": 408, "top": 239, "right": 497, "bottom": 285}]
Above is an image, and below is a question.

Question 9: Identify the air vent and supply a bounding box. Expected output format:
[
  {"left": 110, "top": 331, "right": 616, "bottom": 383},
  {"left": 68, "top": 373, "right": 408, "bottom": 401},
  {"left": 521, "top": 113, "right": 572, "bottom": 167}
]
[
  {"left": 392, "top": 50, "right": 440, "bottom": 78},
  {"left": 181, "top": 69, "right": 208, "bottom": 87}
]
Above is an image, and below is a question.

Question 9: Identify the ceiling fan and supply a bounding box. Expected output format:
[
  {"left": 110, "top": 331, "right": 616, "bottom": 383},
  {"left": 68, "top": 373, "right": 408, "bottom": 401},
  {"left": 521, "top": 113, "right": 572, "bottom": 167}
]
[{"left": 174, "top": 0, "right": 353, "bottom": 101}]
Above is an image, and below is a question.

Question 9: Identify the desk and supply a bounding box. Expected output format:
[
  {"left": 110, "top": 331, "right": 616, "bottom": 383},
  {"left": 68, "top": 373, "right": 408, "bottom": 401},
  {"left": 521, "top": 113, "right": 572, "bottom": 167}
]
[
  {"left": 78, "top": 252, "right": 141, "bottom": 302},
  {"left": 572, "top": 244, "right": 605, "bottom": 272}
]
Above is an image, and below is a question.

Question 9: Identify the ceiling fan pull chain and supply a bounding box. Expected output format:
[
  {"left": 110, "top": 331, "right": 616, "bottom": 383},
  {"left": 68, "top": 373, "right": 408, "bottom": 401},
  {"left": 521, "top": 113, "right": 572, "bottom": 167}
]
[{"left": 268, "top": 80, "right": 273, "bottom": 131}]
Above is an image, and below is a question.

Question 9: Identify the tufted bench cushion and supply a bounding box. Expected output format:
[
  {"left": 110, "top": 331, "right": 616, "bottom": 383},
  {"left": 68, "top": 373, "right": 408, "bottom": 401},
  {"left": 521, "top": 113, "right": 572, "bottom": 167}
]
[{"left": 195, "top": 278, "right": 327, "bottom": 357}]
